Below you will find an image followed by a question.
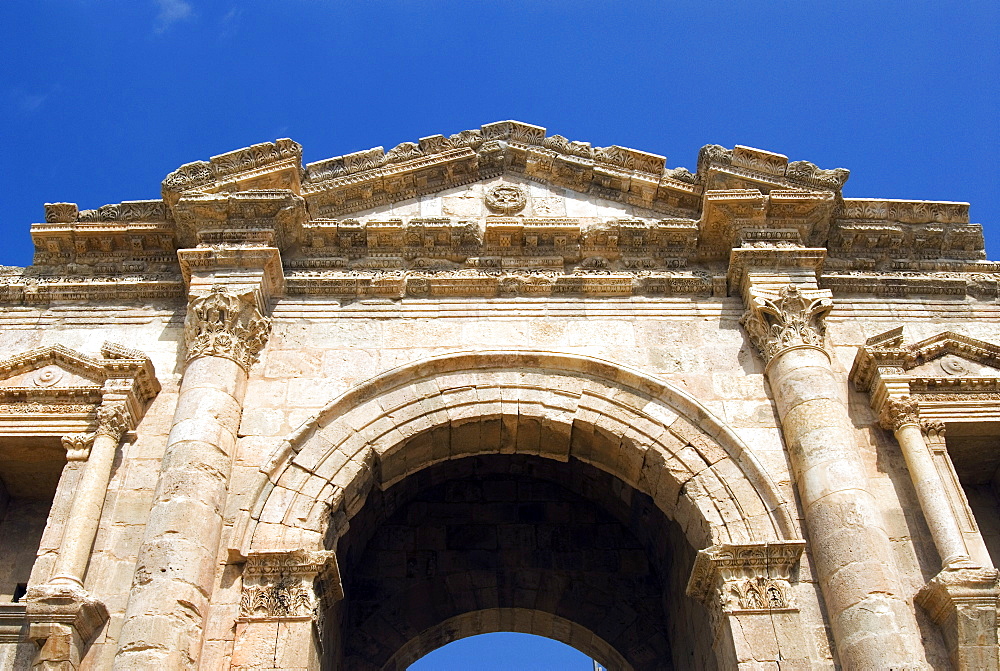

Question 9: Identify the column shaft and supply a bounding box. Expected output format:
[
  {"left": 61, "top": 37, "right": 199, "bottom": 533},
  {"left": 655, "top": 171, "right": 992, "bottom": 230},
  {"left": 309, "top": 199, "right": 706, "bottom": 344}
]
[
  {"left": 894, "top": 422, "right": 970, "bottom": 567},
  {"left": 50, "top": 420, "right": 124, "bottom": 586},
  {"left": 767, "top": 346, "right": 923, "bottom": 668},
  {"left": 113, "top": 355, "right": 247, "bottom": 668}
]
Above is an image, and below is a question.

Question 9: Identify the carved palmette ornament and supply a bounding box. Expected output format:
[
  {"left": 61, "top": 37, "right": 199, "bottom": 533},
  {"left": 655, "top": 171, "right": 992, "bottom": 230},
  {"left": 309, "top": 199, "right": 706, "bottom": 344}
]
[
  {"left": 740, "top": 285, "right": 833, "bottom": 363},
  {"left": 727, "top": 576, "right": 790, "bottom": 611},
  {"left": 184, "top": 287, "right": 271, "bottom": 369},
  {"left": 238, "top": 550, "right": 338, "bottom": 621}
]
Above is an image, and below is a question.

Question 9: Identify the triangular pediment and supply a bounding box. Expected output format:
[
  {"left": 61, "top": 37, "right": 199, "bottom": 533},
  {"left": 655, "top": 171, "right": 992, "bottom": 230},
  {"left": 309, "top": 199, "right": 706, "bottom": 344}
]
[
  {"left": 852, "top": 329, "right": 1000, "bottom": 390},
  {"left": 331, "top": 174, "right": 670, "bottom": 222},
  {"left": 0, "top": 342, "right": 160, "bottom": 401},
  {"left": 904, "top": 332, "right": 1000, "bottom": 376},
  {"left": 0, "top": 344, "right": 108, "bottom": 390}
]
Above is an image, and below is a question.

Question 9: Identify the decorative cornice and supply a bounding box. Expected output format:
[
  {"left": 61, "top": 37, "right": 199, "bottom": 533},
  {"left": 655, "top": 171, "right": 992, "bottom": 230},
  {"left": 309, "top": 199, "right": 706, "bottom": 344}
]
[
  {"left": 686, "top": 541, "right": 806, "bottom": 613},
  {"left": 11, "top": 122, "right": 988, "bottom": 306},
  {"left": 740, "top": 284, "right": 833, "bottom": 363},
  {"left": 185, "top": 288, "right": 271, "bottom": 369},
  {"left": 239, "top": 550, "right": 341, "bottom": 621}
]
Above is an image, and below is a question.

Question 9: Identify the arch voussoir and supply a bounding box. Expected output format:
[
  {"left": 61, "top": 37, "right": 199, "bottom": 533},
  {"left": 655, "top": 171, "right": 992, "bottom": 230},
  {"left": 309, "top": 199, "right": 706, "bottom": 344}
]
[{"left": 235, "top": 351, "right": 796, "bottom": 556}]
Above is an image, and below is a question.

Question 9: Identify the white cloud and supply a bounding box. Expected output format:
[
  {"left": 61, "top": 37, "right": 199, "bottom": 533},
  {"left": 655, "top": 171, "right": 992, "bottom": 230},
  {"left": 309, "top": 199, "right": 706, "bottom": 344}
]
[{"left": 154, "top": 0, "right": 193, "bottom": 33}]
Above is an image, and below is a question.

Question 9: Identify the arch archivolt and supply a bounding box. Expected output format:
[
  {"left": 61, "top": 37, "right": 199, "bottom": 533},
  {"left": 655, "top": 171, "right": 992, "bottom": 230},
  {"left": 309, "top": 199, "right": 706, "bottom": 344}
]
[
  {"left": 383, "top": 609, "right": 630, "bottom": 671},
  {"left": 232, "top": 350, "right": 797, "bottom": 557}
]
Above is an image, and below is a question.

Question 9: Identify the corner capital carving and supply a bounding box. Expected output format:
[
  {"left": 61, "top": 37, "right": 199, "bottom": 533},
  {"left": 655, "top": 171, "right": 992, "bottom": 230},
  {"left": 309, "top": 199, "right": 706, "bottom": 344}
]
[
  {"left": 686, "top": 541, "right": 806, "bottom": 614},
  {"left": 95, "top": 402, "right": 129, "bottom": 440},
  {"left": 185, "top": 287, "right": 271, "bottom": 370},
  {"left": 61, "top": 433, "right": 95, "bottom": 461},
  {"left": 879, "top": 396, "right": 921, "bottom": 432},
  {"left": 740, "top": 284, "right": 832, "bottom": 364},
  {"left": 239, "top": 549, "right": 342, "bottom": 621}
]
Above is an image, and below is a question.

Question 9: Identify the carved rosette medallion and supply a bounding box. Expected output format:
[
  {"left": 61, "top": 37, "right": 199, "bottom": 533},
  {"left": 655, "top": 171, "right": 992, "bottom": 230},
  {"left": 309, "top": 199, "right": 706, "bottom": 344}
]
[
  {"left": 184, "top": 288, "right": 271, "bottom": 370},
  {"left": 239, "top": 550, "right": 341, "bottom": 621},
  {"left": 485, "top": 184, "right": 527, "bottom": 215},
  {"left": 686, "top": 541, "right": 805, "bottom": 615},
  {"left": 879, "top": 396, "right": 920, "bottom": 432},
  {"left": 740, "top": 285, "right": 833, "bottom": 363},
  {"left": 61, "top": 433, "right": 95, "bottom": 461}
]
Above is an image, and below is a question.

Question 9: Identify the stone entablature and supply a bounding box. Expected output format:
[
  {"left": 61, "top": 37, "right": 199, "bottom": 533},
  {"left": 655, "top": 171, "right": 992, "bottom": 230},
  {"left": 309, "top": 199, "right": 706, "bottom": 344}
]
[{"left": 5, "top": 121, "right": 991, "bottom": 305}]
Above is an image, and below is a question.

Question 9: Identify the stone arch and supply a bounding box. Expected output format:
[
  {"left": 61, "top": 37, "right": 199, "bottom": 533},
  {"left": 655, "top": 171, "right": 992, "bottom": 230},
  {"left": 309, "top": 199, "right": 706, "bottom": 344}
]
[
  {"left": 383, "top": 609, "right": 630, "bottom": 671},
  {"left": 233, "top": 350, "right": 795, "bottom": 556}
]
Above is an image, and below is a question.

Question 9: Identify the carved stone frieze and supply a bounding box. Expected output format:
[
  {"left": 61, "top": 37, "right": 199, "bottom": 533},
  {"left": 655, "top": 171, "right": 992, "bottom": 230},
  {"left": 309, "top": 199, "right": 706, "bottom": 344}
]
[
  {"left": 740, "top": 284, "right": 833, "bottom": 363},
  {"left": 239, "top": 550, "right": 342, "bottom": 621},
  {"left": 686, "top": 541, "right": 806, "bottom": 614},
  {"left": 8, "top": 122, "right": 992, "bottom": 306},
  {"left": 185, "top": 288, "right": 271, "bottom": 369}
]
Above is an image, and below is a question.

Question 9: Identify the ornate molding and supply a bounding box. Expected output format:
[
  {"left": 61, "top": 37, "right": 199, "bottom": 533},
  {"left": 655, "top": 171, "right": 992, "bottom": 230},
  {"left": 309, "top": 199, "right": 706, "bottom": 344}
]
[
  {"left": 879, "top": 396, "right": 921, "bottom": 432},
  {"left": 185, "top": 288, "right": 271, "bottom": 369},
  {"left": 686, "top": 541, "right": 806, "bottom": 614},
  {"left": 238, "top": 550, "right": 341, "bottom": 621},
  {"left": 740, "top": 284, "right": 832, "bottom": 363},
  {"left": 61, "top": 433, "right": 95, "bottom": 461},
  {"left": 0, "top": 342, "right": 159, "bottom": 438}
]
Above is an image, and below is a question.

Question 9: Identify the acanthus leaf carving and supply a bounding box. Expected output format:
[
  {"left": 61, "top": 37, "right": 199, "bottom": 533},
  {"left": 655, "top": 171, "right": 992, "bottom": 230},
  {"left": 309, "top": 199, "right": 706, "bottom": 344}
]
[
  {"left": 184, "top": 287, "right": 271, "bottom": 370},
  {"left": 238, "top": 550, "right": 340, "bottom": 621},
  {"left": 95, "top": 402, "right": 129, "bottom": 440},
  {"left": 740, "top": 284, "right": 832, "bottom": 363},
  {"left": 61, "top": 433, "right": 95, "bottom": 461},
  {"left": 686, "top": 541, "right": 805, "bottom": 614},
  {"left": 879, "top": 396, "right": 920, "bottom": 432}
]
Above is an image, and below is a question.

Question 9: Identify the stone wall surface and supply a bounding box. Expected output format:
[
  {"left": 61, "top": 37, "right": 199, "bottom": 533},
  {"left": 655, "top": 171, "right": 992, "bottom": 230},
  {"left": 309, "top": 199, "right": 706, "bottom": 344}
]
[{"left": 0, "top": 122, "right": 997, "bottom": 670}]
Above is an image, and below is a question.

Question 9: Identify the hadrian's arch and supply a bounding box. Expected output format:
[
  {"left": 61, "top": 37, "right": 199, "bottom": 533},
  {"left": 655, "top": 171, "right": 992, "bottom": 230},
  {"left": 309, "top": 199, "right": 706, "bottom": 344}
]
[
  {"left": 232, "top": 351, "right": 801, "bottom": 670},
  {"left": 2, "top": 121, "right": 998, "bottom": 670}
]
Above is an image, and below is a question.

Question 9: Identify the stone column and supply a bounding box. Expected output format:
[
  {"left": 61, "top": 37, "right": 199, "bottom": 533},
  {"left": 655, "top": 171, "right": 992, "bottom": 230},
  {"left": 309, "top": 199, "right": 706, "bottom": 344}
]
[
  {"left": 741, "top": 284, "right": 924, "bottom": 668},
  {"left": 49, "top": 404, "right": 129, "bottom": 587},
  {"left": 230, "top": 550, "right": 342, "bottom": 671},
  {"left": 113, "top": 287, "right": 270, "bottom": 669},
  {"left": 879, "top": 398, "right": 971, "bottom": 567},
  {"left": 686, "top": 542, "right": 813, "bottom": 669},
  {"left": 23, "top": 403, "right": 130, "bottom": 670}
]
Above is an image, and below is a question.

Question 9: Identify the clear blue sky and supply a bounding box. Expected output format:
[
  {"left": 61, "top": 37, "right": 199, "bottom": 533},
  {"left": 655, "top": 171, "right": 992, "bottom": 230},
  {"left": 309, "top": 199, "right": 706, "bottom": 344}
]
[
  {"left": 1, "top": 1, "right": 998, "bottom": 269},
  {"left": 1, "top": 2, "right": 996, "bottom": 666}
]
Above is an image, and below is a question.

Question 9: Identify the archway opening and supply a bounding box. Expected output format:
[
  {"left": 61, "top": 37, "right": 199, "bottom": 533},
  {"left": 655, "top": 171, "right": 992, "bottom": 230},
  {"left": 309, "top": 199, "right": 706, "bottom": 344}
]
[
  {"left": 408, "top": 631, "right": 597, "bottom": 670},
  {"left": 321, "top": 452, "right": 717, "bottom": 671}
]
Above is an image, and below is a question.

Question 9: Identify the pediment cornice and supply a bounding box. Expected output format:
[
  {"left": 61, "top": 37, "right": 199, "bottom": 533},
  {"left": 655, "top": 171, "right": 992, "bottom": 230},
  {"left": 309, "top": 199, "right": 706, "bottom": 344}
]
[{"left": 13, "top": 121, "right": 992, "bottom": 303}]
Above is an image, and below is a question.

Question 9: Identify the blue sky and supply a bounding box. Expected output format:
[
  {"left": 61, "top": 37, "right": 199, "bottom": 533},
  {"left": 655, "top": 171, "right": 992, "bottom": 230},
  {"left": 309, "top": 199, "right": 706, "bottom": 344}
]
[
  {"left": 1, "top": 1, "right": 998, "bottom": 269},
  {"left": 0, "top": 2, "right": 996, "bottom": 665}
]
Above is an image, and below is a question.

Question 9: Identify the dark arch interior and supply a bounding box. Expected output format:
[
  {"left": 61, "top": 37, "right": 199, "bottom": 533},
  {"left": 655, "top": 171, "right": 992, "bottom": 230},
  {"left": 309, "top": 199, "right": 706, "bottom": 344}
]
[{"left": 321, "top": 453, "right": 716, "bottom": 670}]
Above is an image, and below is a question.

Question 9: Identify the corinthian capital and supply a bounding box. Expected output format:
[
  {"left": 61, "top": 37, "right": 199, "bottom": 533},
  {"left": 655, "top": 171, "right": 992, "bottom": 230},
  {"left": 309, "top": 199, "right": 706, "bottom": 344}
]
[
  {"left": 184, "top": 287, "right": 271, "bottom": 369},
  {"left": 96, "top": 402, "right": 129, "bottom": 440},
  {"left": 740, "top": 284, "right": 833, "bottom": 363},
  {"left": 879, "top": 396, "right": 920, "bottom": 432}
]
